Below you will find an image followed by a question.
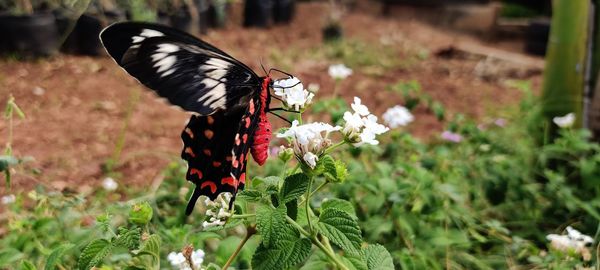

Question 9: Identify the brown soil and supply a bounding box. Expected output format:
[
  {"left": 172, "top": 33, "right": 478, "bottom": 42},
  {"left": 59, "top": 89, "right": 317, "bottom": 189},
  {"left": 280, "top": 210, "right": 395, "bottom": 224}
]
[{"left": 0, "top": 1, "right": 543, "bottom": 195}]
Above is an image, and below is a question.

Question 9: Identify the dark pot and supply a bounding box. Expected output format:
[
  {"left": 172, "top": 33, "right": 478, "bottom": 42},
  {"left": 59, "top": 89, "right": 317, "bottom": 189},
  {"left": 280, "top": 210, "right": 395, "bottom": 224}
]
[
  {"left": 207, "top": 1, "right": 230, "bottom": 28},
  {"left": 59, "top": 10, "right": 124, "bottom": 56},
  {"left": 244, "top": 0, "right": 273, "bottom": 28},
  {"left": 170, "top": 6, "right": 193, "bottom": 32},
  {"left": 323, "top": 24, "right": 343, "bottom": 42},
  {"left": 196, "top": 0, "right": 211, "bottom": 34},
  {"left": 525, "top": 18, "right": 550, "bottom": 56},
  {"left": 273, "top": 0, "right": 295, "bottom": 24},
  {"left": 0, "top": 12, "right": 60, "bottom": 57}
]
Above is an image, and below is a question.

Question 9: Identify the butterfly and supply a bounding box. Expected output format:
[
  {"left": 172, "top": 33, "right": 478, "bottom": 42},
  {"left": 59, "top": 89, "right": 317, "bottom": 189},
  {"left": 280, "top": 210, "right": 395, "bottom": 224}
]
[{"left": 100, "top": 22, "right": 291, "bottom": 215}]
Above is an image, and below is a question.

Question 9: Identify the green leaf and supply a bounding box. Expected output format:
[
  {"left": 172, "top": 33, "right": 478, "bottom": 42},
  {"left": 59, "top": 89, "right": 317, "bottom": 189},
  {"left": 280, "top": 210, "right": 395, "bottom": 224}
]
[
  {"left": 128, "top": 202, "right": 153, "bottom": 226},
  {"left": 20, "top": 260, "right": 37, "bottom": 270},
  {"left": 316, "top": 208, "right": 362, "bottom": 255},
  {"left": 286, "top": 199, "right": 298, "bottom": 220},
  {"left": 364, "top": 244, "right": 394, "bottom": 270},
  {"left": 205, "top": 263, "right": 222, "bottom": 270},
  {"left": 320, "top": 155, "right": 338, "bottom": 182},
  {"left": 45, "top": 243, "right": 75, "bottom": 270},
  {"left": 252, "top": 225, "right": 312, "bottom": 270},
  {"left": 280, "top": 173, "right": 309, "bottom": 203},
  {"left": 256, "top": 205, "right": 286, "bottom": 247},
  {"left": 299, "top": 250, "right": 331, "bottom": 270},
  {"left": 252, "top": 176, "right": 281, "bottom": 190},
  {"left": 135, "top": 234, "right": 161, "bottom": 266},
  {"left": 321, "top": 199, "right": 356, "bottom": 219},
  {"left": 237, "top": 189, "right": 263, "bottom": 202},
  {"left": 114, "top": 227, "right": 141, "bottom": 250},
  {"left": 340, "top": 253, "right": 367, "bottom": 270},
  {"left": 78, "top": 239, "right": 113, "bottom": 270}
]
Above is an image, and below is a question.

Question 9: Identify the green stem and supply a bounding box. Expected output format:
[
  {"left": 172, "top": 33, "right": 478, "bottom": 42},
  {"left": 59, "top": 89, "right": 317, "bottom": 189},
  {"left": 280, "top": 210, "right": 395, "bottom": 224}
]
[
  {"left": 324, "top": 141, "right": 346, "bottom": 155},
  {"left": 230, "top": 213, "right": 256, "bottom": 219},
  {"left": 222, "top": 226, "right": 256, "bottom": 269},
  {"left": 285, "top": 216, "right": 349, "bottom": 270},
  {"left": 298, "top": 181, "right": 329, "bottom": 205},
  {"left": 109, "top": 88, "right": 141, "bottom": 171},
  {"left": 306, "top": 177, "right": 314, "bottom": 234}
]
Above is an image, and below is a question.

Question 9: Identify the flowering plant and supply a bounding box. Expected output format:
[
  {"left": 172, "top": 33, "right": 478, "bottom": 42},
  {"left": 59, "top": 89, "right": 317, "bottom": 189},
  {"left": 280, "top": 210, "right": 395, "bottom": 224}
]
[{"left": 191, "top": 78, "right": 394, "bottom": 270}]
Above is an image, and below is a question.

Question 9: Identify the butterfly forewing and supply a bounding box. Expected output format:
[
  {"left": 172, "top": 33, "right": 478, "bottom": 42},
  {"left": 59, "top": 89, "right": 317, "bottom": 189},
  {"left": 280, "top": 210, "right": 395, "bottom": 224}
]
[{"left": 100, "top": 22, "right": 261, "bottom": 115}]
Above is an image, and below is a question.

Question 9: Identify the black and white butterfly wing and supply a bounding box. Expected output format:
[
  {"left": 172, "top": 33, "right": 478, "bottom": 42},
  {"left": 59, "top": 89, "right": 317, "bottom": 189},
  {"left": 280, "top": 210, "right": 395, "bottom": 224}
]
[{"left": 100, "top": 22, "right": 261, "bottom": 115}]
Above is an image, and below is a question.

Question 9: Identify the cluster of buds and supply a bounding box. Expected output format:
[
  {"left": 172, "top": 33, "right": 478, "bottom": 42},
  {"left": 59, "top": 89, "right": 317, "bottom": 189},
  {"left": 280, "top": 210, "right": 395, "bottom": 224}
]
[{"left": 202, "top": 193, "right": 232, "bottom": 229}]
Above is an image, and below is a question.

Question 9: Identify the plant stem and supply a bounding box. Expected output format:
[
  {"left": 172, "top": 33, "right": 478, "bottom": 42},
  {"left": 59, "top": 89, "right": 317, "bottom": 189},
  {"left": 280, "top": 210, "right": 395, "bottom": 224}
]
[
  {"left": 222, "top": 226, "right": 256, "bottom": 270},
  {"left": 109, "top": 88, "right": 141, "bottom": 171},
  {"left": 324, "top": 141, "right": 346, "bottom": 155},
  {"left": 230, "top": 213, "right": 256, "bottom": 219},
  {"left": 306, "top": 177, "right": 314, "bottom": 234},
  {"left": 285, "top": 215, "right": 350, "bottom": 270},
  {"left": 298, "top": 181, "right": 329, "bottom": 205}
]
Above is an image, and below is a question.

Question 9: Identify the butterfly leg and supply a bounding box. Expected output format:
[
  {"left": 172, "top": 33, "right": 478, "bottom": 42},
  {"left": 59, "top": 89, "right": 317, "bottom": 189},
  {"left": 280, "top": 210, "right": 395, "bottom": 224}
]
[
  {"left": 267, "top": 107, "right": 301, "bottom": 113},
  {"left": 268, "top": 112, "right": 292, "bottom": 124}
]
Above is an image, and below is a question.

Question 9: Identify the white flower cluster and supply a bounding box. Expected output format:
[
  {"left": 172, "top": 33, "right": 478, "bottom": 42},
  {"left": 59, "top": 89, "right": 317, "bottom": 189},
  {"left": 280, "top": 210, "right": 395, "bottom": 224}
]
[
  {"left": 277, "top": 121, "right": 341, "bottom": 168},
  {"left": 547, "top": 226, "right": 594, "bottom": 260},
  {"left": 273, "top": 77, "right": 315, "bottom": 111},
  {"left": 382, "top": 105, "right": 414, "bottom": 128},
  {"left": 202, "top": 193, "right": 233, "bottom": 229},
  {"left": 328, "top": 64, "right": 353, "bottom": 80},
  {"left": 342, "top": 97, "right": 389, "bottom": 146},
  {"left": 167, "top": 249, "right": 205, "bottom": 270},
  {"left": 553, "top": 112, "right": 575, "bottom": 128}
]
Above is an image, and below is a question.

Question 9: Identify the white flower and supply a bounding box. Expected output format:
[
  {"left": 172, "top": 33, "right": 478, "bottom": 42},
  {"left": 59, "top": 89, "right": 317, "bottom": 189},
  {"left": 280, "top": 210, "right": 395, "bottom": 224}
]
[
  {"left": 167, "top": 249, "right": 205, "bottom": 270},
  {"left": 307, "top": 83, "right": 320, "bottom": 93},
  {"left": 328, "top": 64, "right": 353, "bottom": 80},
  {"left": 1, "top": 194, "right": 16, "bottom": 205},
  {"left": 383, "top": 105, "right": 414, "bottom": 128},
  {"left": 341, "top": 97, "right": 389, "bottom": 146},
  {"left": 351, "top": 97, "right": 370, "bottom": 116},
  {"left": 277, "top": 120, "right": 341, "bottom": 168},
  {"left": 101, "top": 177, "right": 118, "bottom": 191},
  {"left": 553, "top": 113, "right": 575, "bottom": 128},
  {"left": 273, "top": 77, "right": 315, "bottom": 111},
  {"left": 303, "top": 152, "right": 318, "bottom": 169},
  {"left": 202, "top": 193, "right": 232, "bottom": 229},
  {"left": 546, "top": 227, "right": 594, "bottom": 260}
]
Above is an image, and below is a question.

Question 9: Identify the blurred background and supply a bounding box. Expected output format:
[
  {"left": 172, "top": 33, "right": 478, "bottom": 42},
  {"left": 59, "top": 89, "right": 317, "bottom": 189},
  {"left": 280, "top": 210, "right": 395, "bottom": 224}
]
[{"left": 4, "top": 0, "right": 600, "bottom": 269}]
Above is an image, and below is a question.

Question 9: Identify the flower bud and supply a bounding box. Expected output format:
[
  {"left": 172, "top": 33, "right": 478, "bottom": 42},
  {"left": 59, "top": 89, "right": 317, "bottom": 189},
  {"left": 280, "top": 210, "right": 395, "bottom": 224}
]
[{"left": 129, "top": 201, "right": 153, "bottom": 225}]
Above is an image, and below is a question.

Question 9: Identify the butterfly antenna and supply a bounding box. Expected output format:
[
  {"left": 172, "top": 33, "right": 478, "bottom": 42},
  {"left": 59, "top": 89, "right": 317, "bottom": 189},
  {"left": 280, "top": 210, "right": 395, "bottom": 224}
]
[
  {"left": 260, "top": 58, "right": 268, "bottom": 76},
  {"left": 268, "top": 68, "right": 294, "bottom": 78}
]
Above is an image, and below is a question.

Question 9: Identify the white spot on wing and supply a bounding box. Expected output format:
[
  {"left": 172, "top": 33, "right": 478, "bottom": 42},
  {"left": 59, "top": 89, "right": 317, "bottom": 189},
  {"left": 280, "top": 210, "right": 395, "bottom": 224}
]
[
  {"left": 154, "top": 55, "right": 177, "bottom": 76},
  {"left": 157, "top": 44, "right": 179, "bottom": 53},
  {"left": 196, "top": 58, "right": 231, "bottom": 109},
  {"left": 141, "top": 29, "right": 163, "bottom": 38}
]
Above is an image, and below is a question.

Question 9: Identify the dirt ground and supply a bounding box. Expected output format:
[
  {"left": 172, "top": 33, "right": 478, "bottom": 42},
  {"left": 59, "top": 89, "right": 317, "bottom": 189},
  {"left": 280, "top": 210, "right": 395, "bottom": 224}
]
[{"left": 0, "top": 1, "right": 543, "bottom": 195}]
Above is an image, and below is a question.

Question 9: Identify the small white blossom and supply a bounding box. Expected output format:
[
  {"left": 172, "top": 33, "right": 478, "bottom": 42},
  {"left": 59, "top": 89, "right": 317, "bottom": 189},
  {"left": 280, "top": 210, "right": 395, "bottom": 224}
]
[
  {"left": 1, "top": 194, "right": 16, "bottom": 205},
  {"left": 328, "top": 64, "right": 353, "bottom": 80},
  {"left": 383, "top": 105, "right": 414, "bottom": 128},
  {"left": 303, "top": 152, "right": 319, "bottom": 169},
  {"left": 307, "top": 83, "right": 320, "bottom": 93},
  {"left": 202, "top": 193, "right": 233, "bottom": 229},
  {"left": 167, "top": 249, "right": 205, "bottom": 270},
  {"left": 546, "top": 226, "right": 594, "bottom": 260},
  {"left": 351, "top": 97, "right": 370, "bottom": 116},
  {"left": 101, "top": 177, "right": 118, "bottom": 191},
  {"left": 553, "top": 113, "right": 575, "bottom": 128},
  {"left": 277, "top": 120, "right": 341, "bottom": 168},
  {"left": 273, "top": 77, "right": 315, "bottom": 111},
  {"left": 341, "top": 97, "right": 389, "bottom": 146}
]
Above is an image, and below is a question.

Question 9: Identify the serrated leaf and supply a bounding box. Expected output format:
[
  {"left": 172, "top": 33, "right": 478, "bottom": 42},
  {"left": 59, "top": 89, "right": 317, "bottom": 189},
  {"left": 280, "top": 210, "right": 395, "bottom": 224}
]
[
  {"left": 256, "top": 205, "right": 286, "bottom": 247},
  {"left": 321, "top": 199, "right": 356, "bottom": 219},
  {"left": 114, "top": 227, "right": 141, "bottom": 249},
  {"left": 340, "top": 253, "right": 368, "bottom": 270},
  {"left": 252, "top": 176, "right": 281, "bottom": 190},
  {"left": 299, "top": 250, "right": 331, "bottom": 270},
  {"left": 135, "top": 234, "right": 161, "bottom": 266},
  {"left": 316, "top": 208, "right": 362, "bottom": 255},
  {"left": 286, "top": 199, "right": 298, "bottom": 220},
  {"left": 45, "top": 243, "right": 75, "bottom": 270},
  {"left": 320, "top": 155, "right": 338, "bottom": 181},
  {"left": 280, "top": 173, "right": 309, "bottom": 203},
  {"left": 78, "top": 239, "right": 113, "bottom": 270},
  {"left": 237, "top": 189, "right": 263, "bottom": 202},
  {"left": 364, "top": 244, "right": 394, "bottom": 270},
  {"left": 252, "top": 225, "right": 311, "bottom": 270},
  {"left": 20, "top": 260, "right": 37, "bottom": 270}
]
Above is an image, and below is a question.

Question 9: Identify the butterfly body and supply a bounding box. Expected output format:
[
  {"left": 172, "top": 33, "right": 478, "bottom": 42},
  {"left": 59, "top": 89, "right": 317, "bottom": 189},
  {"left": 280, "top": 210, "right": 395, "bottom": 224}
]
[{"left": 100, "top": 22, "right": 277, "bottom": 214}]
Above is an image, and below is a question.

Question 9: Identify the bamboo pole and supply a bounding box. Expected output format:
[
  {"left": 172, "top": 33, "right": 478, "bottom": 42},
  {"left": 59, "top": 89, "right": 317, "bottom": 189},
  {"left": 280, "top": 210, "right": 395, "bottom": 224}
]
[{"left": 541, "top": 0, "right": 590, "bottom": 140}]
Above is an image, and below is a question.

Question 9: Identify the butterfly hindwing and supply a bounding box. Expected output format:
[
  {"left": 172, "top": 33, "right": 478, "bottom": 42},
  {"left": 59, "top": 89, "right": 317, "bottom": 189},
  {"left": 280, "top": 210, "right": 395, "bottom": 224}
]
[
  {"left": 182, "top": 110, "right": 244, "bottom": 215},
  {"left": 100, "top": 22, "right": 261, "bottom": 115}
]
